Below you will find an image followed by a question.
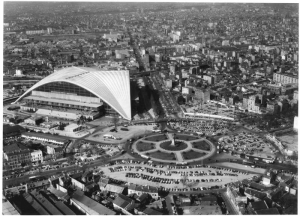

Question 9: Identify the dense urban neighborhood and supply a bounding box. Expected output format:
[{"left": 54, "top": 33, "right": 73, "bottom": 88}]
[{"left": 2, "top": 2, "right": 299, "bottom": 215}]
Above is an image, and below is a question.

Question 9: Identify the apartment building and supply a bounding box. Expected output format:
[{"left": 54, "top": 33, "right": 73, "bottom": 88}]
[
  {"left": 273, "top": 72, "right": 298, "bottom": 84},
  {"left": 3, "top": 144, "right": 31, "bottom": 170}
]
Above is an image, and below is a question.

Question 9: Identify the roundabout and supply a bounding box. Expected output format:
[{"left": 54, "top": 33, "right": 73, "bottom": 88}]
[
  {"left": 160, "top": 140, "right": 188, "bottom": 151},
  {"left": 132, "top": 133, "right": 216, "bottom": 163}
]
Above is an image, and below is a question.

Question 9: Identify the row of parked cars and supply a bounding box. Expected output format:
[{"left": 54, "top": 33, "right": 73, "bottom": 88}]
[
  {"left": 126, "top": 173, "right": 180, "bottom": 184},
  {"left": 109, "top": 165, "right": 173, "bottom": 177},
  {"left": 160, "top": 185, "right": 222, "bottom": 192}
]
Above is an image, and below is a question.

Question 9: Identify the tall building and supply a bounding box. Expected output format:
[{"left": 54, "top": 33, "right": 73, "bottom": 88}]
[
  {"left": 3, "top": 144, "right": 31, "bottom": 170},
  {"left": 14, "top": 67, "right": 132, "bottom": 120},
  {"left": 273, "top": 72, "right": 298, "bottom": 84}
]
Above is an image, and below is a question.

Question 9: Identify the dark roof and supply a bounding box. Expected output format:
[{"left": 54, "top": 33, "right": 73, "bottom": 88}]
[
  {"left": 30, "top": 190, "right": 63, "bottom": 215},
  {"left": 201, "top": 195, "right": 217, "bottom": 202},
  {"left": 250, "top": 182, "right": 267, "bottom": 191},
  {"left": 113, "top": 196, "right": 131, "bottom": 209},
  {"left": 3, "top": 124, "right": 25, "bottom": 134},
  {"left": 256, "top": 208, "right": 280, "bottom": 215},
  {"left": 263, "top": 197, "right": 273, "bottom": 208},
  {"left": 245, "top": 188, "right": 267, "bottom": 200},
  {"left": 138, "top": 193, "right": 148, "bottom": 202},
  {"left": 23, "top": 193, "right": 49, "bottom": 215},
  {"left": 70, "top": 173, "right": 82, "bottom": 180},
  {"left": 72, "top": 191, "right": 115, "bottom": 215},
  {"left": 143, "top": 207, "right": 162, "bottom": 215},
  {"left": 128, "top": 184, "right": 158, "bottom": 193},
  {"left": 4, "top": 143, "right": 29, "bottom": 153},
  {"left": 250, "top": 201, "right": 268, "bottom": 211}
]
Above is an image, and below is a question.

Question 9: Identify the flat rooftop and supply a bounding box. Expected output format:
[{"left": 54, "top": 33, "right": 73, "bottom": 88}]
[
  {"left": 34, "top": 105, "right": 98, "bottom": 115},
  {"left": 22, "top": 132, "right": 70, "bottom": 142},
  {"left": 24, "top": 95, "right": 102, "bottom": 108},
  {"left": 64, "top": 123, "right": 82, "bottom": 130}
]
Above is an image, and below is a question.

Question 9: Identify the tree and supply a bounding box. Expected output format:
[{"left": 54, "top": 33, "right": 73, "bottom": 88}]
[
  {"left": 177, "top": 95, "right": 185, "bottom": 105},
  {"left": 67, "top": 154, "right": 75, "bottom": 163}
]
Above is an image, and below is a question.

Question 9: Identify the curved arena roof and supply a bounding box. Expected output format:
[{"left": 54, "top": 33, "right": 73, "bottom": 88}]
[{"left": 14, "top": 67, "right": 131, "bottom": 120}]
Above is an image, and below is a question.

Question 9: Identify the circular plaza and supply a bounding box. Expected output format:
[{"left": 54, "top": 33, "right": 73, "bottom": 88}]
[{"left": 132, "top": 133, "right": 216, "bottom": 163}]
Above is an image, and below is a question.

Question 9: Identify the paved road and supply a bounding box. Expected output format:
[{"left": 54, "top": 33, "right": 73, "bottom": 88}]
[
  {"left": 3, "top": 154, "right": 118, "bottom": 187},
  {"left": 4, "top": 165, "right": 80, "bottom": 187}
]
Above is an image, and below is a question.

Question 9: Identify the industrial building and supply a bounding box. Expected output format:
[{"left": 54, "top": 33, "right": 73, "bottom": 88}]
[{"left": 14, "top": 67, "right": 131, "bottom": 120}]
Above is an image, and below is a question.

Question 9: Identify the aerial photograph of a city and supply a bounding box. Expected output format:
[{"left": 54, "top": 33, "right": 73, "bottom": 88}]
[{"left": 2, "top": 1, "right": 299, "bottom": 215}]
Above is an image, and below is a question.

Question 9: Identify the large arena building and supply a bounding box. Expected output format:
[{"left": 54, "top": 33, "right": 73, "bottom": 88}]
[{"left": 14, "top": 67, "right": 131, "bottom": 120}]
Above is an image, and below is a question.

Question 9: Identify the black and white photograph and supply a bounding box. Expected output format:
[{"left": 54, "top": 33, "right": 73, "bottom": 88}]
[{"left": 2, "top": 1, "right": 299, "bottom": 215}]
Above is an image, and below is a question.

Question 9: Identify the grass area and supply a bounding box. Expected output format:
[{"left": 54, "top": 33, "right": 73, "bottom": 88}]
[
  {"left": 192, "top": 140, "right": 211, "bottom": 151},
  {"left": 144, "top": 134, "right": 168, "bottom": 142},
  {"left": 136, "top": 141, "right": 155, "bottom": 152},
  {"left": 182, "top": 150, "right": 206, "bottom": 160},
  {"left": 174, "top": 134, "right": 198, "bottom": 141},
  {"left": 148, "top": 151, "right": 176, "bottom": 161},
  {"left": 160, "top": 141, "right": 188, "bottom": 151}
]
